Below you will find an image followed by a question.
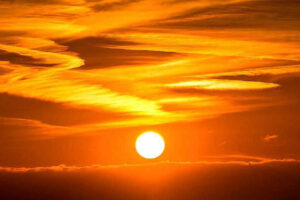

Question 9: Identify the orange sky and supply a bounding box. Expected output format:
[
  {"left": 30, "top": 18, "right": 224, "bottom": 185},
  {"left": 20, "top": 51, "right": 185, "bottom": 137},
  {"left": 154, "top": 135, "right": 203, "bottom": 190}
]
[
  {"left": 0, "top": 0, "right": 300, "bottom": 176},
  {"left": 1, "top": 1, "right": 300, "bottom": 199}
]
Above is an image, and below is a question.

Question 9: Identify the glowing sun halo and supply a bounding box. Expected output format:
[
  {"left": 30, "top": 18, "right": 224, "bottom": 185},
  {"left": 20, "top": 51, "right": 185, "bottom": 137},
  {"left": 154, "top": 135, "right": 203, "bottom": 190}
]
[{"left": 136, "top": 131, "right": 165, "bottom": 159}]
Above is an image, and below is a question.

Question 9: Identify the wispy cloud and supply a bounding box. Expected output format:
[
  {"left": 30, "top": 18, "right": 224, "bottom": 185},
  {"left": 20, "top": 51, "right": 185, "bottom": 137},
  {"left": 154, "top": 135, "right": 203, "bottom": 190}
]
[
  {"left": 0, "top": 0, "right": 299, "bottom": 137},
  {"left": 0, "top": 154, "right": 298, "bottom": 173},
  {"left": 264, "top": 134, "right": 279, "bottom": 142}
]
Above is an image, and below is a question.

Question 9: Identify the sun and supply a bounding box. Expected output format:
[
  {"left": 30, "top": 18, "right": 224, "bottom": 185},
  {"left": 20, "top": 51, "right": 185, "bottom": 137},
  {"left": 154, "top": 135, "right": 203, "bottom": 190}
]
[{"left": 136, "top": 131, "right": 165, "bottom": 159}]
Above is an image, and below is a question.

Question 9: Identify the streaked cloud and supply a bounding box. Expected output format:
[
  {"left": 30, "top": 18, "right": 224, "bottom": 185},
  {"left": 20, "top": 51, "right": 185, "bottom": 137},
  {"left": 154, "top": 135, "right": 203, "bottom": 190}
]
[{"left": 165, "top": 79, "right": 279, "bottom": 90}]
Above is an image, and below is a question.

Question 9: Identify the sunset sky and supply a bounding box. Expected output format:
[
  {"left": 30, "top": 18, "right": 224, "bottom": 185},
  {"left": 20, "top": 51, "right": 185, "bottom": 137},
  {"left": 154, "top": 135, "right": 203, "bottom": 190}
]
[{"left": 0, "top": 0, "right": 300, "bottom": 199}]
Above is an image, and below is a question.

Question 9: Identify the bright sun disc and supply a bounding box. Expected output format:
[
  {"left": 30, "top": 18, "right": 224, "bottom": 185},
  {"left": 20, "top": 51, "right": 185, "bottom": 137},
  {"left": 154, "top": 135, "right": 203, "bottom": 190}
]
[{"left": 136, "top": 131, "right": 165, "bottom": 159}]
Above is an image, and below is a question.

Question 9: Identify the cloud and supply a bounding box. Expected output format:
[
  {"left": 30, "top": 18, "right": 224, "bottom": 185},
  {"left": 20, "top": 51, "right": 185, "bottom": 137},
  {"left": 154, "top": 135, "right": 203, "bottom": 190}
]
[
  {"left": 0, "top": 0, "right": 83, "bottom": 5},
  {"left": 60, "top": 36, "right": 182, "bottom": 69},
  {"left": 191, "top": 65, "right": 300, "bottom": 79},
  {"left": 155, "top": 0, "right": 300, "bottom": 31},
  {"left": 165, "top": 79, "right": 279, "bottom": 91},
  {"left": 264, "top": 134, "right": 279, "bottom": 142},
  {"left": 91, "top": 0, "right": 143, "bottom": 11},
  {"left": 1, "top": 160, "right": 300, "bottom": 200},
  {"left": 0, "top": 49, "right": 55, "bottom": 67},
  {"left": 0, "top": 116, "right": 72, "bottom": 140},
  {"left": 0, "top": 154, "right": 298, "bottom": 172},
  {"left": 0, "top": 93, "right": 133, "bottom": 126}
]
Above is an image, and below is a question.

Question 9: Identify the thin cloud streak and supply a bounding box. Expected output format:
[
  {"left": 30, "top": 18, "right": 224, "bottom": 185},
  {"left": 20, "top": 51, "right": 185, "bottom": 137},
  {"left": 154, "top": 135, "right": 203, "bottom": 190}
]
[
  {"left": 165, "top": 79, "right": 279, "bottom": 90},
  {"left": 0, "top": 154, "right": 299, "bottom": 173}
]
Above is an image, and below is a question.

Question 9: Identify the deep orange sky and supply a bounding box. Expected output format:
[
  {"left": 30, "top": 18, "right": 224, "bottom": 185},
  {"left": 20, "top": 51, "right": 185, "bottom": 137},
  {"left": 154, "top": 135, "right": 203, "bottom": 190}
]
[{"left": 0, "top": 0, "right": 300, "bottom": 199}]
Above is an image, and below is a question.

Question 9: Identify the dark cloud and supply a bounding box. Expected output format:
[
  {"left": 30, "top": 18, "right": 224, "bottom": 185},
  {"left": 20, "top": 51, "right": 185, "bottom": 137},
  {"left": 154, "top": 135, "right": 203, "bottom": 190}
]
[
  {"left": 0, "top": 163, "right": 299, "bottom": 199},
  {"left": 164, "top": 0, "right": 225, "bottom": 5},
  {"left": 162, "top": 163, "right": 300, "bottom": 200},
  {"left": 0, "top": 31, "right": 26, "bottom": 38},
  {"left": 0, "top": 0, "right": 69, "bottom": 5},
  {"left": 58, "top": 36, "right": 139, "bottom": 47},
  {"left": 0, "top": 67, "right": 11, "bottom": 75},
  {"left": 153, "top": 0, "right": 300, "bottom": 31},
  {"left": 0, "top": 169, "right": 147, "bottom": 200},
  {"left": 0, "top": 93, "right": 131, "bottom": 126},
  {"left": 0, "top": 50, "right": 55, "bottom": 67},
  {"left": 91, "top": 0, "right": 142, "bottom": 12},
  {"left": 60, "top": 36, "right": 182, "bottom": 69}
]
